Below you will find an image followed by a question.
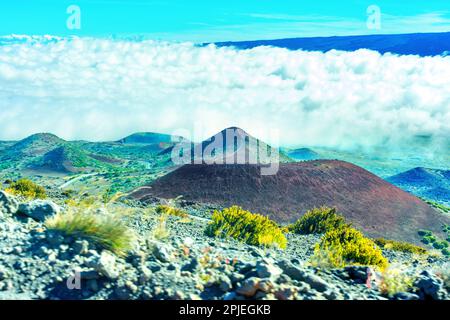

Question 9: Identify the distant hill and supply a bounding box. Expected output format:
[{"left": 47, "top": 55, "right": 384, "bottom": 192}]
[
  {"left": 214, "top": 32, "right": 450, "bottom": 56},
  {"left": 287, "top": 148, "right": 320, "bottom": 161},
  {"left": 190, "top": 127, "right": 292, "bottom": 164},
  {"left": 0, "top": 131, "right": 185, "bottom": 172},
  {"left": 116, "top": 132, "right": 189, "bottom": 155},
  {"left": 387, "top": 167, "right": 450, "bottom": 205},
  {"left": 6, "top": 133, "right": 64, "bottom": 157},
  {"left": 0, "top": 141, "right": 14, "bottom": 152},
  {"left": 117, "top": 132, "right": 185, "bottom": 145},
  {"left": 131, "top": 160, "right": 449, "bottom": 244},
  {"left": 29, "top": 145, "right": 105, "bottom": 173},
  {"left": 0, "top": 133, "right": 127, "bottom": 174}
]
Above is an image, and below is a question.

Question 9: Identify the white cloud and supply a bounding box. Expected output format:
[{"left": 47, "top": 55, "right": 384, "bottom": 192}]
[{"left": 0, "top": 36, "right": 449, "bottom": 154}]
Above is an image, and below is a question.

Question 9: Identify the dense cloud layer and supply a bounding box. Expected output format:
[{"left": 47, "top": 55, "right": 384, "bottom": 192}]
[{"left": 0, "top": 36, "right": 449, "bottom": 153}]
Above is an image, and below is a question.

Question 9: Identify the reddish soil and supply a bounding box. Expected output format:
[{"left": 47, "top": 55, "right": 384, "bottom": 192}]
[{"left": 131, "top": 160, "right": 449, "bottom": 244}]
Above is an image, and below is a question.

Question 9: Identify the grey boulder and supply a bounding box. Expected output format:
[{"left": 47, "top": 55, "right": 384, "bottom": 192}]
[
  {"left": 414, "top": 270, "right": 446, "bottom": 300},
  {"left": 0, "top": 191, "right": 18, "bottom": 215},
  {"left": 86, "top": 250, "right": 120, "bottom": 280},
  {"left": 18, "top": 200, "right": 60, "bottom": 221},
  {"left": 256, "top": 258, "right": 282, "bottom": 279}
]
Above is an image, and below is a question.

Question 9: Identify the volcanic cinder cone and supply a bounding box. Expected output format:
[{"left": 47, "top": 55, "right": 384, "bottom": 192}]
[
  {"left": 170, "top": 127, "right": 291, "bottom": 167},
  {"left": 131, "top": 129, "right": 449, "bottom": 244}
]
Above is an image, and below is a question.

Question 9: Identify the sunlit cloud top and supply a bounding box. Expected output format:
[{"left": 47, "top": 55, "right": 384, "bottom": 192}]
[{"left": 0, "top": 36, "right": 449, "bottom": 154}]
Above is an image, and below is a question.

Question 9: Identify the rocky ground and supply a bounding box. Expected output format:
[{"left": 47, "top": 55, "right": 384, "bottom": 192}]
[{"left": 0, "top": 190, "right": 449, "bottom": 300}]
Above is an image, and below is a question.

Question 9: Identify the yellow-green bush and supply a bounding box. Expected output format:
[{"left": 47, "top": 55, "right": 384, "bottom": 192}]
[
  {"left": 156, "top": 204, "right": 189, "bottom": 218},
  {"left": 45, "top": 209, "right": 134, "bottom": 257},
  {"left": 151, "top": 215, "right": 170, "bottom": 240},
  {"left": 378, "top": 266, "right": 415, "bottom": 297},
  {"left": 374, "top": 238, "right": 427, "bottom": 255},
  {"left": 205, "top": 206, "right": 287, "bottom": 249},
  {"left": 5, "top": 178, "right": 46, "bottom": 199},
  {"left": 313, "top": 226, "right": 388, "bottom": 270},
  {"left": 289, "top": 207, "right": 348, "bottom": 234}
]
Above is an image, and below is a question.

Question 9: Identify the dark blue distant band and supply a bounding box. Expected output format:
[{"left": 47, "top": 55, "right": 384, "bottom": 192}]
[{"left": 211, "top": 32, "right": 450, "bottom": 57}]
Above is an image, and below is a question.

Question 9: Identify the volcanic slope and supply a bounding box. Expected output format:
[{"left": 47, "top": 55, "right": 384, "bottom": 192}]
[
  {"left": 132, "top": 160, "right": 449, "bottom": 244},
  {"left": 29, "top": 145, "right": 106, "bottom": 173},
  {"left": 174, "top": 127, "right": 292, "bottom": 164},
  {"left": 387, "top": 167, "right": 450, "bottom": 205},
  {"left": 2, "top": 133, "right": 64, "bottom": 158}
]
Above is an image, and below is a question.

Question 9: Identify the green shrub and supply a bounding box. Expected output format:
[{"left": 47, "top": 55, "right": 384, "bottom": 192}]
[
  {"left": 443, "top": 225, "right": 450, "bottom": 233},
  {"left": 442, "top": 248, "right": 450, "bottom": 256},
  {"left": 5, "top": 178, "right": 46, "bottom": 199},
  {"left": 432, "top": 240, "right": 449, "bottom": 250},
  {"left": 418, "top": 227, "right": 450, "bottom": 254},
  {"left": 422, "top": 235, "right": 437, "bottom": 245},
  {"left": 61, "top": 189, "right": 76, "bottom": 198},
  {"left": 418, "top": 229, "right": 433, "bottom": 237},
  {"left": 313, "top": 226, "right": 388, "bottom": 270},
  {"left": 205, "top": 206, "right": 287, "bottom": 249},
  {"left": 423, "top": 199, "right": 450, "bottom": 213},
  {"left": 289, "top": 207, "right": 349, "bottom": 234},
  {"left": 374, "top": 238, "right": 427, "bottom": 255},
  {"left": 45, "top": 209, "right": 134, "bottom": 257}
]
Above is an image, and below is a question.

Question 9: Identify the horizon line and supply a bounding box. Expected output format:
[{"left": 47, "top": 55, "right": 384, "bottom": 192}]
[{"left": 1, "top": 30, "right": 450, "bottom": 45}]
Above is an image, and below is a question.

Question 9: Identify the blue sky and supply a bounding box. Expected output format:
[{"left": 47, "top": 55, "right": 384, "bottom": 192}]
[{"left": 1, "top": 0, "right": 450, "bottom": 41}]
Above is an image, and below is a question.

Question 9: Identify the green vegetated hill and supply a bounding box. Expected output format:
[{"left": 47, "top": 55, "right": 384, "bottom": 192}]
[
  {"left": 0, "top": 131, "right": 187, "bottom": 196},
  {"left": 7, "top": 133, "right": 65, "bottom": 156},
  {"left": 30, "top": 144, "right": 108, "bottom": 173},
  {"left": 0, "top": 133, "right": 64, "bottom": 172}
]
